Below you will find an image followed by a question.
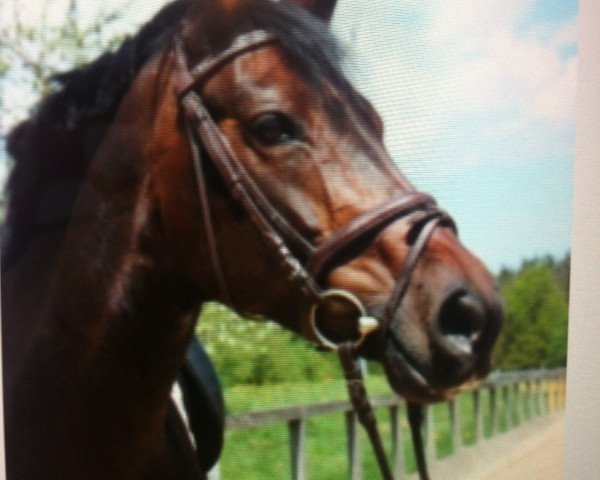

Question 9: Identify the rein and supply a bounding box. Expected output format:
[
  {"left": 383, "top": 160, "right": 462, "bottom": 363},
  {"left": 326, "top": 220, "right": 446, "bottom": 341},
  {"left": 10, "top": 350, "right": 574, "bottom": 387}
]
[{"left": 174, "top": 30, "right": 454, "bottom": 480}]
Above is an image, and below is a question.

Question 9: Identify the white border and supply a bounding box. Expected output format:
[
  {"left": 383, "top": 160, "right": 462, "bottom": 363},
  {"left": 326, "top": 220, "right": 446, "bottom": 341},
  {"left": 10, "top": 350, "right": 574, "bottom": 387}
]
[{"left": 563, "top": 0, "right": 600, "bottom": 477}]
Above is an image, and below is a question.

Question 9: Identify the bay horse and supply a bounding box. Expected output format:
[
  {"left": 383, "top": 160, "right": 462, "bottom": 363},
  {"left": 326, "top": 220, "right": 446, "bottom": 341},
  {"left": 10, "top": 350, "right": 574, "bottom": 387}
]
[{"left": 2, "top": 0, "right": 503, "bottom": 478}]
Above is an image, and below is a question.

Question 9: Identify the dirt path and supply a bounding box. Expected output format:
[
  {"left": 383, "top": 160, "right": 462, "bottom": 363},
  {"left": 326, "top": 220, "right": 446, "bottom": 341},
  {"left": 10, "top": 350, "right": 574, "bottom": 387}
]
[
  {"left": 416, "top": 413, "right": 565, "bottom": 480},
  {"left": 476, "top": 414, "right": 564, "bottom": 480}
]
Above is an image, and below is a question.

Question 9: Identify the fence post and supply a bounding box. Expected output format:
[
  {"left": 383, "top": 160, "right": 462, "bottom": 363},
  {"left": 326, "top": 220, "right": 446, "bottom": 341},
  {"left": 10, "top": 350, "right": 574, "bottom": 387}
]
[
  {"left": 449, "top": 399, "right": 461, "bottom": 452},
  {"left": 289, "top": 418, "right": 306, "bottom": 480},
  {"left": 503, "top": 385, "right": 511, "bottom": 431},
  {"left": 538, "top": 379, "right": 548, "bottom": 415},
  {"left": 490, "top": 387, "right": 498, "bottom": 436},
  {"left": 557, "top": 378, "right": 564, "bottom": 411},
  {"left": 536, "top": 378, "right": 542, "bottom": 413},
  {"left": 425, "top": 405, "right": 436, "bottom": 464},
  {"left": 345, "top": 412, "right": 362, "bottom": 480},
  {"left": 390, "top": 405, "right": 405, "bottom": 478},
  {"left": 553, "top": 380, "right": 557, "bottom": 413},
  {"left": 513, "top": 382, "right": 520, "bottom": 426},
  {"left": 473, "top": 389, "right": 484, "bottom": 443},
  {"left": 521, "top": 381, "right": 529, "bottom": 421},
  {"left": 528, "top": 380, "right": 536, "bottom": 420}
]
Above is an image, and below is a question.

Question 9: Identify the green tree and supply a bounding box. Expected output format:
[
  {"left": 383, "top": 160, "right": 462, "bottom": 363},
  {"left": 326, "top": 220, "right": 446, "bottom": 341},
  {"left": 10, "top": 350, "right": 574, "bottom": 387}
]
[
  {"left": 1, "top": 0, "right": 129, "bottom": 217},
  {"left": 553, "top": 252, "right": 571, "bottom": 301},
  {"left": 494, "top": 262, "right": 569, "bottom": 370},
  {"left": 0, "top": 0, "right": 125, "bottom": 135}
]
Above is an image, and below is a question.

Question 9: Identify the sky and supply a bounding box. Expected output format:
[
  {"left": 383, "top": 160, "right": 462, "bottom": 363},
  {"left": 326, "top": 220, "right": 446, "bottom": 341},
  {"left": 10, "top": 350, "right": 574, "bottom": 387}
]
[
  {"left": 0, "top": 0, "right": 578, "bottom": 273},
  {"left": 331, "top": 0, "right": 577, "bottom": 273}
]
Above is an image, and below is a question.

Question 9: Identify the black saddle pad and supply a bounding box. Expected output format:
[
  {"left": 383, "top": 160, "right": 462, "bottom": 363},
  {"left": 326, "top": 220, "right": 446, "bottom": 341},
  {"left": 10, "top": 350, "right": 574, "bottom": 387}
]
[{"left": 174, "top": 337, "right": 225, "bottom": 472}]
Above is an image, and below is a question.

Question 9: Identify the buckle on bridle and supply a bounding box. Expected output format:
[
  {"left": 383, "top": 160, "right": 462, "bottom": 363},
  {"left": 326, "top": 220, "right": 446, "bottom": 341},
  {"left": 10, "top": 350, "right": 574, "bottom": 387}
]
[{"left": 309, "top": 289, "right": 379, "bottom": 351}]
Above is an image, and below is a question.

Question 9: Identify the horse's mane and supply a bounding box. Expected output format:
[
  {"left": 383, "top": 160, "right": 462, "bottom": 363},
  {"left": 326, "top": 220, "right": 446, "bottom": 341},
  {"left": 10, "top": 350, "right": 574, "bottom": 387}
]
[{"left": 2, "top": 0, "right": 351, "bottom": 268}]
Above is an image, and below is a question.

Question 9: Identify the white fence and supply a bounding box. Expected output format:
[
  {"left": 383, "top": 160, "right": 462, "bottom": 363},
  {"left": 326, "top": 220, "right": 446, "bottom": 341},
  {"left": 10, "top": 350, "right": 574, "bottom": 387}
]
[{"left": 210, "top": 368, "right": 566, "bottom": 479}]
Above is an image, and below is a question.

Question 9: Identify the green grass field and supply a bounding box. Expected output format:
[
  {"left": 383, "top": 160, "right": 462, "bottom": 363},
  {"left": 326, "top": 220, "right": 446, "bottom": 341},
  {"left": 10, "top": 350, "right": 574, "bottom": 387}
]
[{"left": 217, "top": 376, "right": 529, "bottom": 479}]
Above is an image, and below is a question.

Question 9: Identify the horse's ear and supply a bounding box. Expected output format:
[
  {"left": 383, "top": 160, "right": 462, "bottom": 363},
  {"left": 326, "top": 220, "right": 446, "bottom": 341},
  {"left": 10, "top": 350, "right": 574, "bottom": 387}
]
[{"left": 286, "top": 0, "right": 338, "bottom": 23}]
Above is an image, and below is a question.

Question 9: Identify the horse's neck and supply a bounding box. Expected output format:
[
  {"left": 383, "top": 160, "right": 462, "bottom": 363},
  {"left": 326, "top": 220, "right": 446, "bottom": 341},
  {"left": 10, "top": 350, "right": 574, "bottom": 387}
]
[
  {"left": 2, "top": 230, "right": 64, "bottom": 389},
  {"left": 4, "top": 56, "right": 203, "bottom": 479},
  {"left": 5, "top": 231, "right": 199, "bottom": 478}
]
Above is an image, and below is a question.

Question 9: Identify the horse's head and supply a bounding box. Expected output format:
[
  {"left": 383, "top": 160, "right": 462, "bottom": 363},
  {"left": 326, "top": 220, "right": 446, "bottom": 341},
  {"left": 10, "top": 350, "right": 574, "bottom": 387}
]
[{"left": 142, "top": 0, "right": 503, "bottom": 403}]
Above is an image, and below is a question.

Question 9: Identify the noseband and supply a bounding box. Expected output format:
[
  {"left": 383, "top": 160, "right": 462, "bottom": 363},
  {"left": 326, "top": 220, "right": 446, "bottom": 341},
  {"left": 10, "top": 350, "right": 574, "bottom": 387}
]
[{"left": 174, "top": 30, "right": 454, "bottom": 480}]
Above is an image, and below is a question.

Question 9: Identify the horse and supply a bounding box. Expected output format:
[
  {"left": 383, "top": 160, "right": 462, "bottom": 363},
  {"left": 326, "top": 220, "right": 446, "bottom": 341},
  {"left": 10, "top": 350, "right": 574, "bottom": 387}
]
[{"left": 1, "top": 0, "right": 503, "bottom": 478}]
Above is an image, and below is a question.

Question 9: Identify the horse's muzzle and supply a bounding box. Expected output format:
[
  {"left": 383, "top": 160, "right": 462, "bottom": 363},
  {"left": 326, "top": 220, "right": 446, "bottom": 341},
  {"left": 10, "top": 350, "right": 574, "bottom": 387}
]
[{"left": 383, "top": 286, "right": 503, "bottom": 402}]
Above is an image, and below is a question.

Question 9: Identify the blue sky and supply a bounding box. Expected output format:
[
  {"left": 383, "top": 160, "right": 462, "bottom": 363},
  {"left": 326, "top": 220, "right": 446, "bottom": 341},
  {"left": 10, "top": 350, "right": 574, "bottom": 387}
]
[
  {"left": 1, "top": 0, "right": 577, "bottom": 273},
  {"left": 332, "top": 0, "right": 578, "bottom": 272}
]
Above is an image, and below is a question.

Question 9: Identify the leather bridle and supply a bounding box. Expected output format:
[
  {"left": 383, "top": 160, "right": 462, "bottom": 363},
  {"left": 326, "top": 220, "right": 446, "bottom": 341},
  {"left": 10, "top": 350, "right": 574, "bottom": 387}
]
[{"left": 174, "top": 29, "right": 455, "bottom": 480}]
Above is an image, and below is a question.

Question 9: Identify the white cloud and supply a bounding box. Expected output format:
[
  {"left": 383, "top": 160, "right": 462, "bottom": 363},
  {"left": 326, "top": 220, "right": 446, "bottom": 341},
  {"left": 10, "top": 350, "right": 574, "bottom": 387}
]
[
  {"left": 333, "top": 0, "right": 577, "bottom": 177},
  {"left": 435, "top": 32, "right": 577, "bottom": 128},
  {"left": 549, "top": 17, "right": 578, "bottom": 48},
  {"left": 425, "top": 0, "right": 535, "bottom": 59},
  {"left": 528, "top": 56, "right": 577, "bottom": 126},
  {"left": 426, "top": 1, "right": 577, "bottom": 128}
]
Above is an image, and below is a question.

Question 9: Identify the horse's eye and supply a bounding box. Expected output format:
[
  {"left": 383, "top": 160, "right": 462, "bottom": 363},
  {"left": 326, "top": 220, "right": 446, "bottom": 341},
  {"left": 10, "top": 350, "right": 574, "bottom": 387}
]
[{"left": 249, "top": 112, "right": 302, "bottom": 146}]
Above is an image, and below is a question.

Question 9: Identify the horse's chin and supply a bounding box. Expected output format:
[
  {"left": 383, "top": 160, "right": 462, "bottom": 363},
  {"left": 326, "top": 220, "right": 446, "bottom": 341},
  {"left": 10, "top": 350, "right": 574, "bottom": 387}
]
[{"left": 381, "top": 340, "right": 479, "bottom": 404}]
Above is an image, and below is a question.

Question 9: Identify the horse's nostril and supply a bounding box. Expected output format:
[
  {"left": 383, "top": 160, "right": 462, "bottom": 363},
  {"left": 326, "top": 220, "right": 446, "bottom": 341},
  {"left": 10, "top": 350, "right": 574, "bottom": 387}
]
[{"left": 436, "top": 291, "right": 486, "bottom": 355}]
